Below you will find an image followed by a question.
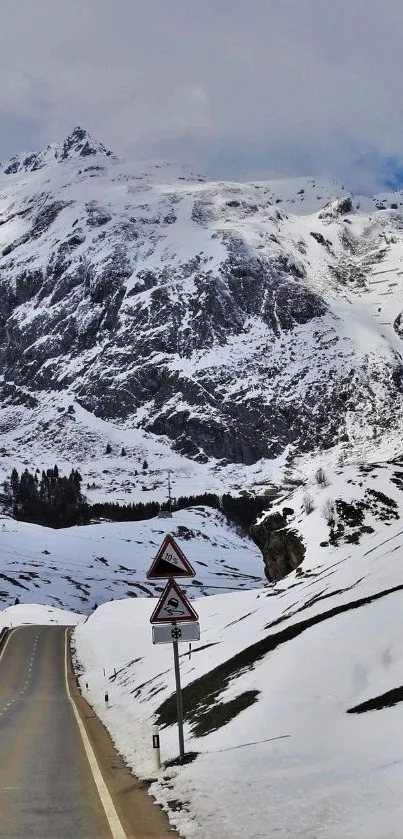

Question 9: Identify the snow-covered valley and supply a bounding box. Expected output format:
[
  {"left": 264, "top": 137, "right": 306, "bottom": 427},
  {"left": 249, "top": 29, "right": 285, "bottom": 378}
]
[{"left": 0, "top": 507, "right": 264, "bottom": 610}]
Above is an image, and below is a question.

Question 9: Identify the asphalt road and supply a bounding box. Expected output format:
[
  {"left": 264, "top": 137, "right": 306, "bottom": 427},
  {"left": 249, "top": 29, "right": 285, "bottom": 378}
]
[{"left": 0, "top": 626, "right": 115, "bottom": 838}]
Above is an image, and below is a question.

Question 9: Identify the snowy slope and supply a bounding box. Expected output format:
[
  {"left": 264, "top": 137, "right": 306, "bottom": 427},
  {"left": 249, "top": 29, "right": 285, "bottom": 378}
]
[
  {"left": 74, "top": 509, "right": 403, "bottom": 838},
  {"left": 0, "top": 129, "right": 403, "bottom": 503},
  {"left": 266, "top": 455, "right": 403, "bottom": 550},
  {"left": 0, "top": 392, "right": 287, "bottom": 507},
  {"left": 0, "top": 507, "right": 264, "bottom": 611}
]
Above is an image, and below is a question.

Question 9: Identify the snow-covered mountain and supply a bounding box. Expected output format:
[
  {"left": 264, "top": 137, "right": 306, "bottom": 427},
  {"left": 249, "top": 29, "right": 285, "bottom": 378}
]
[{"left": 1, "top": 127, "right": 403, "bottom": 502}]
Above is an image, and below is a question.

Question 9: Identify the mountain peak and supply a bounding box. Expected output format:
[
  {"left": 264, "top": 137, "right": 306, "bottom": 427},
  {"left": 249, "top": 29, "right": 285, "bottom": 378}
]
[
  {"left": 1, "top": 127, "right": 114, "bottom": 176},
  {"left": 60, "top": 126, "right": 113, "bottom": 161}
]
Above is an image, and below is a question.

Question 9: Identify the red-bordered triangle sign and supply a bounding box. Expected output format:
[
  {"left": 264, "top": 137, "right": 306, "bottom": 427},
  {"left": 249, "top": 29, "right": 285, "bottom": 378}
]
[
  {"left": 147, "top": 534, "right": 196, "bottom": 579},
  {"left": 150, "top": 579, "right": 199, "bottom": 624}
]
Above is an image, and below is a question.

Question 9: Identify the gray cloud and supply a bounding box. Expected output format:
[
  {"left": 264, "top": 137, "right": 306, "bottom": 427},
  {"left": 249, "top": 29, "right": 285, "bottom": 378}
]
[{"left": 1, "top": 0, "right": 403, "bottom": 190}]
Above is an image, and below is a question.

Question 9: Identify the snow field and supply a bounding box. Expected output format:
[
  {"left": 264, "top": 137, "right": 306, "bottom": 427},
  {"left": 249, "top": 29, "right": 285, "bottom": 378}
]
[
  {"left": 74, "top": 510, "right": 403, "bottom": 838},
  {"left": 0, "top": 507, "right": 265, "bottom": 610}
]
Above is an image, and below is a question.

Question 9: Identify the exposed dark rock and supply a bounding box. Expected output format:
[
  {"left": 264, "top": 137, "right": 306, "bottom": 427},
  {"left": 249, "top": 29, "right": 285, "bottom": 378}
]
[
  {"left": 61, "top": 127, "right": 113, "bottom": 160},
  {"left": 318, "top": 196, "right": 353, "bottom": 219},
  {"left": 86, "top": 202, "right": 112, "bottom": 227},
  {"left": 394, "top": 312, "right": 403, "bottom": 339},
  {"left": 251, "top": 512, "right": 306, "bottom": 581}
]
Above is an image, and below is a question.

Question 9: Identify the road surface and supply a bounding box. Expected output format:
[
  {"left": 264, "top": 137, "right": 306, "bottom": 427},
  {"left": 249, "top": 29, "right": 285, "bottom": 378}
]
[{"left": 0, "top": 626, "right": 174, "bottom": 839}]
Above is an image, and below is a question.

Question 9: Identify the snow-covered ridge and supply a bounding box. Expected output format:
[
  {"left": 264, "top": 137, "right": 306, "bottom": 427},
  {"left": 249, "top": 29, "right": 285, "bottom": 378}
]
[{"left": 0, "top": 127, "right": 114, "bottom": 176}]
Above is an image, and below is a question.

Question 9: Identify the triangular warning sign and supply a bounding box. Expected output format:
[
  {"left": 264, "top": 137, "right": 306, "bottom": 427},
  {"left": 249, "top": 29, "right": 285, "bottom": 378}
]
[
  {"left": 150, "top": 579, "right": 199, "bottom": 624},
  {"left": 147, "top": 534, "right": 196, "bottom": 579}
]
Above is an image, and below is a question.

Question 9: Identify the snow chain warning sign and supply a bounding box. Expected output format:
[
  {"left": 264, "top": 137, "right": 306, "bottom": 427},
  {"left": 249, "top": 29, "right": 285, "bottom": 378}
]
[
  {"left": 150, "top": 579, "right": 199, "bottom": 624},
  {"left": 147, "top": 534, "right": 196, "bottom": 579},
  {"left": 152, "top": 622, "right": 200, "bottom": 644}
]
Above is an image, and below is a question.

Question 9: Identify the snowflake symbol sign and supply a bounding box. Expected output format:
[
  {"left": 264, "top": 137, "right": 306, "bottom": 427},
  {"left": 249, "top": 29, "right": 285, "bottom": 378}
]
[{"left": 171, "top": 626, "right": 182, "bottom": 640}]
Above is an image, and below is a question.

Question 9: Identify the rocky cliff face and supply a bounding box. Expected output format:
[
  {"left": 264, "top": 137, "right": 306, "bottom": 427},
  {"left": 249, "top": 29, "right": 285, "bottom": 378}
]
[
  {"left": 0, "top": 128, "right": 403, "bottom": 492},
  {"left": 251, "top": 510, "right": 306, "bottom": 582}
]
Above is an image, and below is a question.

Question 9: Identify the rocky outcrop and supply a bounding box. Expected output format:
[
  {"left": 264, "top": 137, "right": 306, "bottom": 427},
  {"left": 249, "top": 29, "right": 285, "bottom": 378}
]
[
  {"left": 318, "top": 195, "right": 353, "bottom": 220},
  {"left": 251, "top": 510, "right": 306, "bottom": 582},
  {"left": 394, "top": 312, "right": 403, "bottom": 339}
]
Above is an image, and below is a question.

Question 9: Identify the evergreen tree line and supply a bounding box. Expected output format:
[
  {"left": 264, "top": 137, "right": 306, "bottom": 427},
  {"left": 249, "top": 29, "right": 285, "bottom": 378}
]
[
  {"left": 3, "top": 467, "right": 270, "bottom": 532},
  {"left": 4, "top": 466, "right": 84, "bottom": 528}
]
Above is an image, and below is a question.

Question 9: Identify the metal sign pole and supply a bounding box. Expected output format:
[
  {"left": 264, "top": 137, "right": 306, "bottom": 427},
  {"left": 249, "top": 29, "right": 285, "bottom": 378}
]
[{"left": 172, "top": 638, "right": 185, "bottom": 761}]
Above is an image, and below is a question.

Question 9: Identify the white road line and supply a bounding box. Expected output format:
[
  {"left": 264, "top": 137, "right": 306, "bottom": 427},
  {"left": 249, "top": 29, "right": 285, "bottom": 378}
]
[
  {"left": 0, "top": 629, "right": 37, "bottom": 715},
  {"left": 64, "top": 630, "right": 128, "bottom": 839}
]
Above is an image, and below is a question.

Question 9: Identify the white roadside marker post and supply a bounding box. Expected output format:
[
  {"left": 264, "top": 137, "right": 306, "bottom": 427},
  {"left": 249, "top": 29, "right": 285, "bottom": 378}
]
[{"left": 152, "top": 724, "right": 161, "bottom": 770}]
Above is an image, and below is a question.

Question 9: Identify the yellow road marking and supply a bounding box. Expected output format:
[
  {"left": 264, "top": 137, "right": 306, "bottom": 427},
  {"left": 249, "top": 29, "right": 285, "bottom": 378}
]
[
  {"left": 0, "top": 629, "right": 17, "bottom": 669},
  {"left": 64, "top": 630, "right": 128, "bottom": 839}
]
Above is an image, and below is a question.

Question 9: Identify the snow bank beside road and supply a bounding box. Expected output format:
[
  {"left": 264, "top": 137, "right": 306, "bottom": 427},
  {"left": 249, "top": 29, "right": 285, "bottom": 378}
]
[
  {"left": 74, "top": 517, "right": 403, "bottom": 838},
  {"left": 0, "top": 603, "right": 83, "bottom": 629}
]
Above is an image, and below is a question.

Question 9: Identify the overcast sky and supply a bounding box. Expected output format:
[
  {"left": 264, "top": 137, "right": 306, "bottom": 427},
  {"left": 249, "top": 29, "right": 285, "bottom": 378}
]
[{"left": 2, "top": 0, "right": 403, "bottom": 192}]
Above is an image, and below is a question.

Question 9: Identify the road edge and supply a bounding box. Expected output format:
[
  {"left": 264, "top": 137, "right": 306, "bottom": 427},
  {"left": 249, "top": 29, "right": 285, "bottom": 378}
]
[
  {"left": 66, "top": 628, "right": 176, "bottom": 839},
  {"left": 64, "top": 629, "right": 128, "bottom": 839}
]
